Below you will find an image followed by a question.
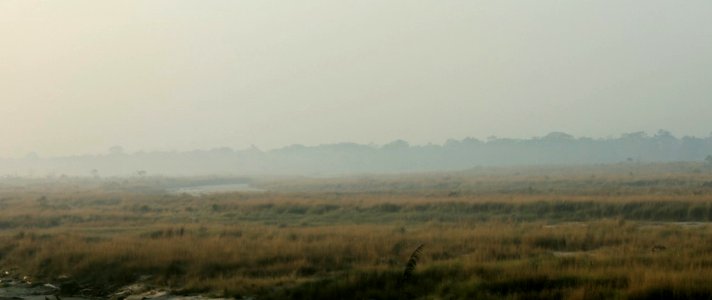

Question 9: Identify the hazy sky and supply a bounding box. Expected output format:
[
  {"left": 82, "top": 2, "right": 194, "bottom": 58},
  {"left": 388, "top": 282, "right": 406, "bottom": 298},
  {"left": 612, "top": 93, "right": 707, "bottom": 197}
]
[{"left": 2, "top": 1, "right": 711, "bottom": 157}]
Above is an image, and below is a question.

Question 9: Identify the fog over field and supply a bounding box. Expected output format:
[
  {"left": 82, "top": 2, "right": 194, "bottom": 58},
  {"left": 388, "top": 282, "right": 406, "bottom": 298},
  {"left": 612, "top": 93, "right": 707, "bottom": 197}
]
[
  {"left": 2, "top": 0, "right": 712, "bottom": 164},
  {"left": 4, "top": 3, "right": 712, "bottom": 299}
]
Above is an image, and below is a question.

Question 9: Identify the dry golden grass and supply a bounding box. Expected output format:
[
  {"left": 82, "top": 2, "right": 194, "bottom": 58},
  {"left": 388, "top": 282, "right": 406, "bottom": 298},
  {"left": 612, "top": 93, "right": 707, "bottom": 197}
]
[{"left": 1, "top": 164, "right": 712, "bottom": 299}]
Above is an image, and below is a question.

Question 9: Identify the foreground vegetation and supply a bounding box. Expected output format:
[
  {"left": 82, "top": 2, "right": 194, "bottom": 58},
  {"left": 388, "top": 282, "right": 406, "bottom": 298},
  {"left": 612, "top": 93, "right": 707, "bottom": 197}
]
[{"left": 1, "top": 163, "right": 712, "bottom": 299}]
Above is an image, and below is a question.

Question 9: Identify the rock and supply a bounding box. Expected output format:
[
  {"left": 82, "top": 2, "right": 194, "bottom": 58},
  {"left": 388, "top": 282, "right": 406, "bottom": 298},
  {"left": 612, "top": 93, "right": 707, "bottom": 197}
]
[
  {"left": 110, "top": 283, "right": 153, "bottom": 300},
  {"left": 56, "top": 274, "right": 71, "bottom": 281},
  {"left": 125, "top": 289, "right": 169, "bottom": 299}
]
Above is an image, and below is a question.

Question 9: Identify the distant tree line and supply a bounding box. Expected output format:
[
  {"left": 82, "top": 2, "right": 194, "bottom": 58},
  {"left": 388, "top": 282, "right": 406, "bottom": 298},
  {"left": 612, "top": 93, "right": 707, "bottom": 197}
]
[{"left": 2, "top": 130, "right": 712, "bottom": 176}]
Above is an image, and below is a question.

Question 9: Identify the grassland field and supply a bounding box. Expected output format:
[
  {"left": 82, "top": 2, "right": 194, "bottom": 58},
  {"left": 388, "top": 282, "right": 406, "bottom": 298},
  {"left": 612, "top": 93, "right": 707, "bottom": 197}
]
[{"left": 2, "top": 162, "right": 712, "bottom": 299}]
